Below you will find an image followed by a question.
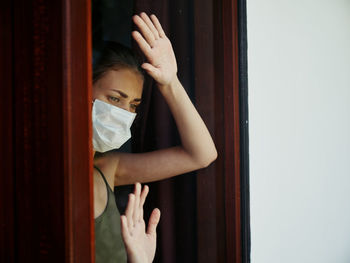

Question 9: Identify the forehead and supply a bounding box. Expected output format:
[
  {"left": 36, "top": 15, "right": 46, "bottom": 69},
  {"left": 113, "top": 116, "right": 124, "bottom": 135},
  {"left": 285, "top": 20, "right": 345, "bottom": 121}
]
[{"left": 95, "top": 68, "right": 144, "bottom": 98}]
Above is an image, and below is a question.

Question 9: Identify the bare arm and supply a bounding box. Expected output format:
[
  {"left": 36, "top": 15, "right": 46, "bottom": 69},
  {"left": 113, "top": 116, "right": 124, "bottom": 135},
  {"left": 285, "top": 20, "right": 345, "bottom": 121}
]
[{"left": 113, "top": 13, "right": 217, "bottom": 186}]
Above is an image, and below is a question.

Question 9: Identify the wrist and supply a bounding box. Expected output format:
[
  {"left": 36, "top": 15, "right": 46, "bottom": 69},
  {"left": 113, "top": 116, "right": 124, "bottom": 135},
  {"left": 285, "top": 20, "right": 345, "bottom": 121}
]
[{"left": 157, "top": 75, "right": 181, "bottom": 96}]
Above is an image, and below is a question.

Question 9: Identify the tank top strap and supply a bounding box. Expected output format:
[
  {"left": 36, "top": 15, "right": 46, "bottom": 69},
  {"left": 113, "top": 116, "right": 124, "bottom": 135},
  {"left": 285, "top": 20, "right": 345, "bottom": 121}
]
[
  {"left": 94, "top": 165, "right": 113, "bottom": 192},
  {"left": 94, "top": 166, "right": 127, "bottom": 262}
]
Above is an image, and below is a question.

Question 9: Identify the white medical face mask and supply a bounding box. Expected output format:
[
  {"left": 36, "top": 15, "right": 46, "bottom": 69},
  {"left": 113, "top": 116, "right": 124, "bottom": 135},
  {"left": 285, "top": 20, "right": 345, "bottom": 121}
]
[{"left": 92, "top": 99, "right": 136, "bottom": 152}]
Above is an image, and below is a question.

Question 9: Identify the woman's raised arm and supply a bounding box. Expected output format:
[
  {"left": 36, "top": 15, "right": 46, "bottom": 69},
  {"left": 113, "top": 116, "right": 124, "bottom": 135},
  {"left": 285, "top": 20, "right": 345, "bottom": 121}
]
[{"left": 108, "top": 13, "right": 217, "bottom": 185}]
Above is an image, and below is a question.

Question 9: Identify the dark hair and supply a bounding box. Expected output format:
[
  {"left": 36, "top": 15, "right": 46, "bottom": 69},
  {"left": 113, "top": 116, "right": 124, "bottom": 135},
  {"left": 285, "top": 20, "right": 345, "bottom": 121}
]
[{"left": 93, "top": 41, "right": 144, "bottom": 83}]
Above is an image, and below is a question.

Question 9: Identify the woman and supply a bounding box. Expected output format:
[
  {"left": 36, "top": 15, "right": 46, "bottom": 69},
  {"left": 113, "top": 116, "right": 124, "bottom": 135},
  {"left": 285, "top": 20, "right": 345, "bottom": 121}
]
[{"left": 92, "top": 13, "right": 217, "bottom": 262}]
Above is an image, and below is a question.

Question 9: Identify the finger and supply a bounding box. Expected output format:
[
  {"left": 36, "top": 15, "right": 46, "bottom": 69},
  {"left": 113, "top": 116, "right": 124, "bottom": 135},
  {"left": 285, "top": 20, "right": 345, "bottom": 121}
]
[
  {"left": 139, "top": 185, "right": 149, "bottom": 220},
  {"left": 140, "top": 12, "right": 160, "bottom": 39},
  {"left": 132, "top": 31, "right": 152, "bottom": 56},
  {"left": 139, "top": 185, "right": 149, "bottom": 208},
  {"left": 150, "top": 14, "right": 166, "bottom": 38},
  {"left": 125, "top": 193, "right": 135, "bottom": 229},
  {"left": 133, "top": 183, "right": 141, "bottom": 223},
  {"left": 120, "top": 215, "right": 130, "bottom": 242},
  {"left": 146, "top": 208, "right": 161, "bottom": 235},
  {"left": 133, "top": 15, "right": 156, "bottom": 47},
  {"left": 141, "top": 63, "right": 161, "bottom": 80}
]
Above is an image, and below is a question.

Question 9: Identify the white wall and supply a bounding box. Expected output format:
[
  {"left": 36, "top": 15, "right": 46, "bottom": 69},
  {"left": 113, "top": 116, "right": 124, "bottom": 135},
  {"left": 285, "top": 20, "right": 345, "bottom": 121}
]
[{"left": 248, "top": 0, "right": 350, "bottom": 262}]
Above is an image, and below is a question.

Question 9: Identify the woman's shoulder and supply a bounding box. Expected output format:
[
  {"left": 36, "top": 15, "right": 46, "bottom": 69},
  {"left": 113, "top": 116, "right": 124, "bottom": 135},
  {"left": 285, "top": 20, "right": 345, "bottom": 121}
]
[{"left": 94, "top": 151, "right": 122, "bottom": 188}]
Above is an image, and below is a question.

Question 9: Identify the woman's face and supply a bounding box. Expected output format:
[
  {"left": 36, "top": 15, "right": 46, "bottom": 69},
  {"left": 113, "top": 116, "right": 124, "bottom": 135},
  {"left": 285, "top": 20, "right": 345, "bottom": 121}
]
[{"left": 93, "top": 68, "right": 144, "bottom": 113}]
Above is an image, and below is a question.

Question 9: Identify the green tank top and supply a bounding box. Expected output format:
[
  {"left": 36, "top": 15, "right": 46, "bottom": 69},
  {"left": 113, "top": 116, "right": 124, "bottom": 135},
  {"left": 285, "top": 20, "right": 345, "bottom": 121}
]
[{"left": 94, "top": 166, "right": 127, "bottom": 263}]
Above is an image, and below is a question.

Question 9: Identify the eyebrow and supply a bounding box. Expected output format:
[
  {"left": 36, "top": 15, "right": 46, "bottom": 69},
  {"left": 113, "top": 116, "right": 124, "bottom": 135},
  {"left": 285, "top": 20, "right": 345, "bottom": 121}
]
[{"left": 110, "top": 89, "right": 142, "bottom": 102}]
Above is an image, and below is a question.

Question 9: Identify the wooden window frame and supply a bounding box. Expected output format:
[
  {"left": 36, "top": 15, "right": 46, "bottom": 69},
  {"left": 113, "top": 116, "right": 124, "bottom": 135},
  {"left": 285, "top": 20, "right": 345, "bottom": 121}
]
[{"left": 0, "top": 0, "right": 249, "bottom": 262}]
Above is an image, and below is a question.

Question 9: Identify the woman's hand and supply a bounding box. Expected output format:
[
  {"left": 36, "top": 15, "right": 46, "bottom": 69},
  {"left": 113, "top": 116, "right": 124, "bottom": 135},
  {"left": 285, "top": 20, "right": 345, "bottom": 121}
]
[
  {"left": 121, "top": 183, "right": 161, "bottom": 263},
  {"left": 132, "top": 13, "right": 177, "bottom": 87}
]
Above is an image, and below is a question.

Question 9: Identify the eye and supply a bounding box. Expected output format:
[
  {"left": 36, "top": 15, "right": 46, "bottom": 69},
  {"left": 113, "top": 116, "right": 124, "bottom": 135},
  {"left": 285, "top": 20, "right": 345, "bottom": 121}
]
[
  {"left": 130, "top": 104, "right": 140, "bottom": 112},
  {"left": 108, "top": 96, "right": 120, "bottom": 103},
  {"left": 130, "top": 104, "right": 139, "bottom": 109}
]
